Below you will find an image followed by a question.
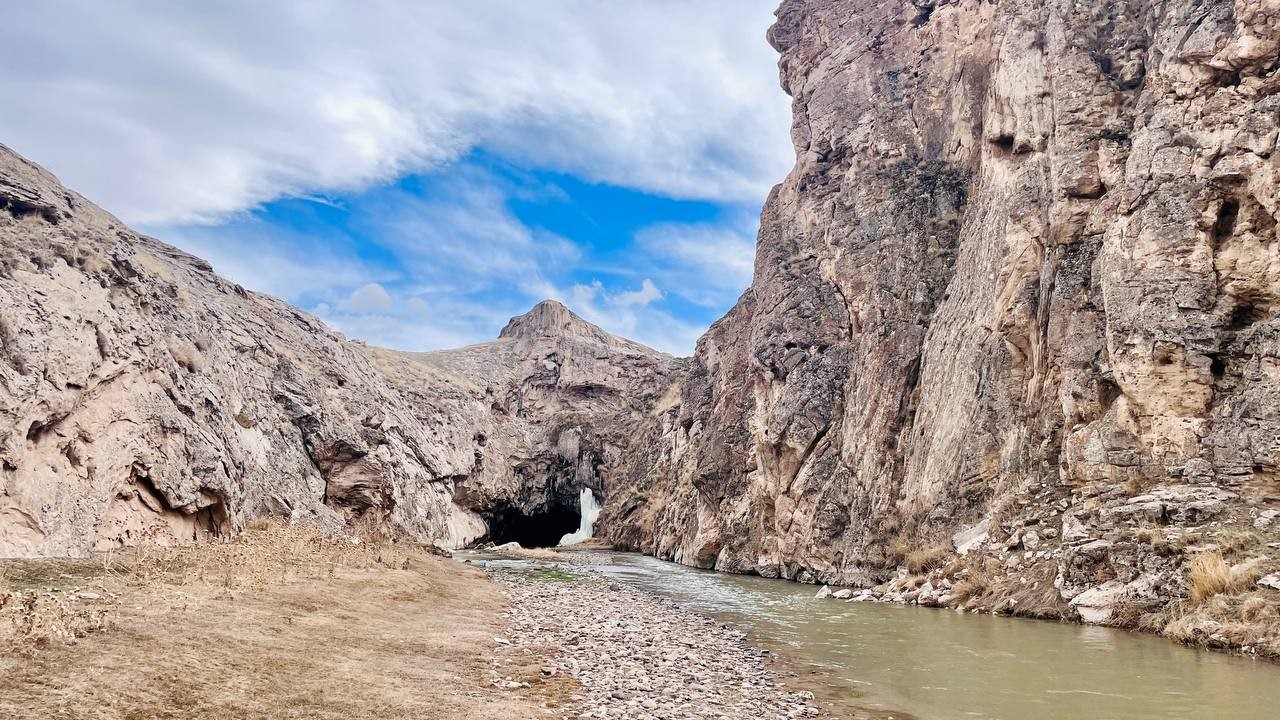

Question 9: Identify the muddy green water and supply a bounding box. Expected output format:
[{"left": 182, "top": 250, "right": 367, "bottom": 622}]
[{"left": 466, "top": 549, "right": 1280, "bottom": 719}]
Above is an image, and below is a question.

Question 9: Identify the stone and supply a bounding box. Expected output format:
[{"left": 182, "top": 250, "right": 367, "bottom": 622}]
[
  {"left": 1256, "top": 510, "right": 1280, "bottom": 530},
  {"left": 952, "top": 520, "right": 990, "bottom": 555},
  {"left": 1069, "top": 581, "right": 1128, "bottom": 625},
  {"left": 1258, "top": 574, "right": 1280, "bottom": 592},
  {"left": 494, "top": 566, "right": 821, "bottom": 719},
  {"left": 598, "top": 1, "right": 1280, "bottom": 648},
  {"left": 0, "top": 143, "right": 675, "bottom": 557},
  {"left": 830, "top": 589, "right": 854, "bottom": 600},
  {"left": 814, "top": 585, "right": 832, "bottom": 599}
]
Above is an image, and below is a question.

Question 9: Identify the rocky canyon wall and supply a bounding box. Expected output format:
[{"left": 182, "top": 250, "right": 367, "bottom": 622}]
[
  {"left": 5, "top": 0, "right": 1280, "bottom": 651},
  {"left": 602, "top": 0, "right": 1280, "bottom": 637},
  {"left": 0, "top": 145, "right": 672, "bottom": 556}
]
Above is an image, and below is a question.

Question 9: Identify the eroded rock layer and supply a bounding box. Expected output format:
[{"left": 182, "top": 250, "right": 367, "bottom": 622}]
[
  {"left": 5, "top": 0, "right": 1280, "bottom": 652},
  {"left": 0, "top": 146, "right": 672, "bottom": 556},
  {"left": 602, "top": 0, "right": 1280, "bottom": 642}
]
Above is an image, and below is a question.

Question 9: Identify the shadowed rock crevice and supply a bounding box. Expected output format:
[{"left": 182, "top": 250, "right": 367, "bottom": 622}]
[{"left": 481, "top": 501, "right": 581, "bottom": 548}]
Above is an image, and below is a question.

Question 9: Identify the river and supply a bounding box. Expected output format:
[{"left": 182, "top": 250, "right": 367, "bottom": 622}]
[{"left": 464, "top": 548, "right": 1280, "bottom": 719}]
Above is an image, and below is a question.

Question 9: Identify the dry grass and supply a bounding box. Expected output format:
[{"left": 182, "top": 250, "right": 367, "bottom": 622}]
[
  {"left": 1131, "top": 525, "right": 1202, "bottom": 555},
  {"left": 1187, "top": 551, "right": 1263, "bottom": 605},
  {"left": 885, "top": 538, "right": 951, "bottom": 574},
  {"left": 165, "top": 336, "right": 206, "bottom": 373},
  {"left": 946, "top": 556, "right": 1065, "bottom": 620},
  {"left": 1188, "top": 552, "right": 1234, "bottom": 604},
  {"left": 1242, "top": 596, "right": 1269, "bottom": 622},
  {"left": 1162, "top": 591, "right": 1280, "bottom": 659},
  {"left": 0, "top": 591, "right": 109, "bottom": 654},
  {"left": 1216, "top": 529, "right": 1263, "bottom": 556},
  {"left": 494, "top": 546, "right": 565, "bottom": 562},
  {"left": 904, "top": 546, "right": 951, "bottom": 574},
  {"left": 0, "top": 521, "right": 570, "bottom": 719}
]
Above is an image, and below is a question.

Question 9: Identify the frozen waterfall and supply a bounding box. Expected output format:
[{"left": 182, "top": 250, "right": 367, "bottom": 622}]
[{"left": 558, "top": 488, "right": 601, "bottom": 546}]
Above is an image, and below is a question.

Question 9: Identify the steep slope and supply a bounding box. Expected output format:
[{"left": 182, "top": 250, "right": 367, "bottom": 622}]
[
  {"left": 6, "top": 0, "right": 1280, "bottom": 655},
  {"left": 371, "top": 301, "right": 678, "bottom": 547},
  {"left": 0, "top": 145, "right": 671, "bottom": 556},
  {"left": 602, "top": 0, "right": 1280, "bottom": 642}
]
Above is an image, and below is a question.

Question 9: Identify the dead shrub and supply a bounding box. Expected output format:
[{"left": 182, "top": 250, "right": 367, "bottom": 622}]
[
  {"left": 905, "top": 546, "right": 951, "bottom": 574},
  {"left": 1216, "top": 529, "right": 1262, "bottom": 556},
  {"left": 1189, "top": 552, "right": 1233, "bottom": 604},
  {"left": 120, "top": 518, "right": 418, "bottom": 591},
  {"left": 1, "top": 590, "right": 109, "bottom": 655},
  {"left": 1186, "top": 551, "right": 1261, "bottom": 605},
  {"left": 1241, "top": 596, "right": 1269, "bottom": 622},
  {"left": 165, "top": 337, "right": 205, "bottom": 373},
  {"left": 1107, "top": 601, "right": 1142, "bottom": 628},
  {"left": 950, "top": 576, "right": 990, "bottom": 604}
]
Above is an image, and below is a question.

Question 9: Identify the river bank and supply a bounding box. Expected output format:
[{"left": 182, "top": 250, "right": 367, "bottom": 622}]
[
  {"left": 492, "top": 565, "right": 847, "bottom": 720},
  {"left": 494, "top": 546, "right": 1280, "bottom": 720},
  {"left": 0, "top": 525, "right": 567, "bottom": 719},
  {"left": 1, "top": 527, "right": 851, "bottom": 720}
]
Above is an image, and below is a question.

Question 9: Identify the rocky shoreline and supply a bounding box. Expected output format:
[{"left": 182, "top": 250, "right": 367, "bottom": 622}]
[{"left": 488, "top": 565, "right": 830, "bottom": 720}]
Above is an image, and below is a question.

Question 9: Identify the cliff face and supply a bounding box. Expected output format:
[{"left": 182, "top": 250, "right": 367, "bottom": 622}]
[
  {"left": 602, "top": 0, "right": 1280, "bottom": 634},
  {"left": 5, "top": 0, "right": 1280, "bottom": 648},
  {"left": 0, "top": 145, "right": 671, "bottom": 556}
]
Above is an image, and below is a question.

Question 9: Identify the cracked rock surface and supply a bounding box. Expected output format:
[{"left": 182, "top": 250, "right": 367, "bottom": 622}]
[
  {"left": 0, "top": 144, "right": 673, "bottom": 557},
  {"left": 600, "top": 0, "right": 1280, "bottom": 646}
]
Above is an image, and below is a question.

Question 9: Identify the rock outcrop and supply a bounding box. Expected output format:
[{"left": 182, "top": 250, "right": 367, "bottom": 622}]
[
  {"left": 0, "top": 144, "right": 671, "bottom": 556},
  {"left": 601, "top": 0, "right": 1280, "bottom": 647},
  {"left": 4, "top": 0, "right": 1280, "bottom": 656}
]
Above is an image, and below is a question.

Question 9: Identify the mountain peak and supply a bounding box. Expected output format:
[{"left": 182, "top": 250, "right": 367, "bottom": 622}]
[{"left": 498, "top": 300, "right": 608, "bottom": 342}]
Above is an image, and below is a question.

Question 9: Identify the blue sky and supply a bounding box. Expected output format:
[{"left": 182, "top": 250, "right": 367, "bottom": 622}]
[
  {"left": 155, "top": 152, "right": 764, "bottom": 352},
  {"left": 0, "top": 1, "right": 792, "bottom": 354}
]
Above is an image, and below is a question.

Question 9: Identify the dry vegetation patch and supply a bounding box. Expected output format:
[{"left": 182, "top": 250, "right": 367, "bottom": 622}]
[
  {"left": 1187, "top": 550, "right": 1263, "bottom": 605},
  {"left": 903, "top": 546, "right": 950, "bottom": 575},
  {"left": 1, "top": 521, "right": 565, "bottom": 719}
]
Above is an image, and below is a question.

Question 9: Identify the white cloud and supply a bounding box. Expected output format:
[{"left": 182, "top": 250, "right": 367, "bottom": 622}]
[
  {"left": 560, "top": 280, "right": 702, "bottom": 355},
  {"left": 150, "top": 158, "right": 755, "bottom": 356},
  {"left": 338, "top": 283, "right": 393, "bottom": 313},
  {"left": 0, "top": 0, "right": 792, "bottom": 225},
  {"left": 633, "top": 216, "right": 759, "bottom": 307},
  {"left": 614, "top": 279, "right": 663, "bottom": 307},
  {"left": 314, "top": 297, "right": 495, "bottom": 351},
  {"left": 160, "top": 222, "right": 391, "bottom": 301}
]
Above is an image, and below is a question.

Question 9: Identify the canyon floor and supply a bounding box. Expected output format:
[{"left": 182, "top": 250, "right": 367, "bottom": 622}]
[
  {"left": 0, "top": 529, "right": 843, "bottom": 720},
  {"left": 0, "top": 528, "right": 566, "bottom": 719}
]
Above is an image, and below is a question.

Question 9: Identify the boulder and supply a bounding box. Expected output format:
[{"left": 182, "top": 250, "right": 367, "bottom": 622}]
[{"left": 1069, "top": 581, "right": 1128, "bottom": 624}]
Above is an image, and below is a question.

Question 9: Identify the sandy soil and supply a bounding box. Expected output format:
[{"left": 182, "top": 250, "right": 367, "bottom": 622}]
[{"left": 0, "top": 532, "right": 571, "bottom": 719}]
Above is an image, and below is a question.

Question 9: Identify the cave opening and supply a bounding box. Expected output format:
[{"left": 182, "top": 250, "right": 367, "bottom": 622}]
[{"left": 484, "top": 502, "right": 581, "bottom": 548}]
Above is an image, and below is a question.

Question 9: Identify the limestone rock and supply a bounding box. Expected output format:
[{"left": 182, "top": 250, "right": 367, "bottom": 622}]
[
  {"left": 600, "top": 0, "right": 1280, "bottom": 635},
  {"left": 0, "top": 142, "right": 672, "bottom": 556},
  {"left": 952, "top": 520, "right": 990, "bottom": 556},
  {"left": 1070, "top": 581, "right": 1129, "bottom": 625}
]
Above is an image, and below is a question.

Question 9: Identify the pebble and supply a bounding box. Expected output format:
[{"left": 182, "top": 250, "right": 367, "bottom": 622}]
[{"left": 493, "top": 567, "right": 825, "bottom": 719}]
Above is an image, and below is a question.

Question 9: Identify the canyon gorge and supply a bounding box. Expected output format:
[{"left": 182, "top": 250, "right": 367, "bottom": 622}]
[{"left": 4, "top": 0, "right": 1280, "bottom": 659}]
